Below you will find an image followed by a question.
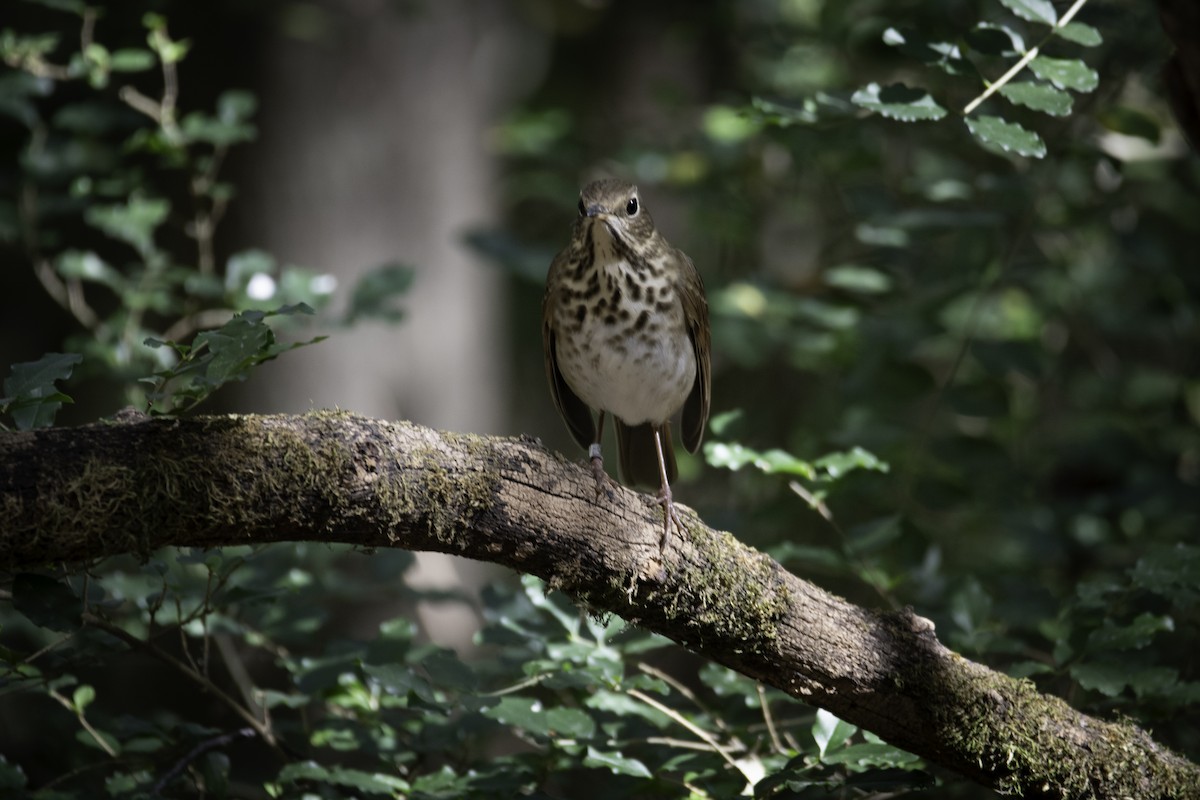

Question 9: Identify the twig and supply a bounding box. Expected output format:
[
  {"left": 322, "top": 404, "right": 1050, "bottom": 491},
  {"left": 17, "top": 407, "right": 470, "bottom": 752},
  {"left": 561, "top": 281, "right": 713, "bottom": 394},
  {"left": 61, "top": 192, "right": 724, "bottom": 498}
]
[
  {"left": 756, "top": 683, "right": 786, "bottom": 755},
  {"left": 118, "top": 86, "right": 164, "bottom": 123},
  {"left": 152, "top": 727, "right": 255, "bottom": 794},
  {"left": 962, "top": 0, "right": 1091, "bottom": 115},
  {"left": 81, "top": 611, "right": 281, "bottom": 752},
  {"left": 637, "top": 662, "right": 728, "bottom": 731},
  {"left": 215, "top": 633, "right": 269, "bottom": 732},
  {"left": 788, "top": 481, "right": 896, "bottom": 609},
  {"left": 626, "top": 688, "right": 752, "bottom": 780},
  {"left": 48, "top": 686, "right": 119, "bottom": 758}
]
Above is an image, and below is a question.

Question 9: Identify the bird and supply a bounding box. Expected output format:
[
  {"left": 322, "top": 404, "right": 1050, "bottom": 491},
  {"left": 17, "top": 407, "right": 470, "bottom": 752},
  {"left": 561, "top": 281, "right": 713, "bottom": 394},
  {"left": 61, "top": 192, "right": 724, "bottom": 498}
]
[{"left": 542, "top": 178, "right": 710, "bottom": 552}]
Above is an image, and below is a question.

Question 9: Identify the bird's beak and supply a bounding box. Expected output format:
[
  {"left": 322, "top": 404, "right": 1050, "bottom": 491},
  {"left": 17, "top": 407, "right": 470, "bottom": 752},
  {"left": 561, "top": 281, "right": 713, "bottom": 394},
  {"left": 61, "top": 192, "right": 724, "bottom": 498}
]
[{"left": 585, "top": 204, "right": 606, "bottom": 218}]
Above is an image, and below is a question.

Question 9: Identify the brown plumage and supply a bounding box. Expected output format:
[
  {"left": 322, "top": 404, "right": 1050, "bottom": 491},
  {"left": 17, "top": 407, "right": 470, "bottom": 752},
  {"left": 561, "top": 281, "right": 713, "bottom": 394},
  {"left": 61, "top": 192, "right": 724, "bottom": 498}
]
[{"left": 543, "top": 179, "right": 710, "bottom": 550}]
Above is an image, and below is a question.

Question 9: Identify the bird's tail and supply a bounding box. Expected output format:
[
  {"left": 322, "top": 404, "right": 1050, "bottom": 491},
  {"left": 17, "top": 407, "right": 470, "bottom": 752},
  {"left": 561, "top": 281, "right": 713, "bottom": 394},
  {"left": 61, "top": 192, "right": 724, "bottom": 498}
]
[{"left": 615, "top": 420, "right": 677, "bottom": 488}]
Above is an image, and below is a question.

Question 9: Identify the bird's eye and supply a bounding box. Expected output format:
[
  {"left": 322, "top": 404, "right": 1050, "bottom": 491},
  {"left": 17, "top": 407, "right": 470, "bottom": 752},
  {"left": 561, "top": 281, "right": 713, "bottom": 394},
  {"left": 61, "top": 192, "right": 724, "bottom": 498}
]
[
  {"left": 577, "top": 199, "right": 586, "bottom": 217},
  {"left": 626, "top": 197, "right": 639, "bottom": 216}
]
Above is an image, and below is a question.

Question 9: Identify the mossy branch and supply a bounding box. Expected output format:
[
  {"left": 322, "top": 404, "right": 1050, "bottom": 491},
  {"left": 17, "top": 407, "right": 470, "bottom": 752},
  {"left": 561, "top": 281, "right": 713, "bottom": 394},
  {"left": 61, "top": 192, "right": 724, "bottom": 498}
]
[{"left": 1, "top": 411, "right": 1196, "bottom": 798}]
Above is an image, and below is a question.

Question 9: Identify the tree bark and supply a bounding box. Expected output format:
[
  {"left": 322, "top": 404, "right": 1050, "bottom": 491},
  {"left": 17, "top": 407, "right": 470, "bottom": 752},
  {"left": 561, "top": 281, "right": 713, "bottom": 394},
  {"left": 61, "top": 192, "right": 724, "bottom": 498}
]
[{"left": 1, "top": 411, "right": 1197, "bottom": 799}]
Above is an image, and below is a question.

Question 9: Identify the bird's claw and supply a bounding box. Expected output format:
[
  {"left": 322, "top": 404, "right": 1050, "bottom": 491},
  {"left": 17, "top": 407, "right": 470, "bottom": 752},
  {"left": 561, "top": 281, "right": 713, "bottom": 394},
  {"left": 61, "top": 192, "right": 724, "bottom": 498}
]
[
  {"left": 656, "top": 486, "right": 686, "bottom": 555},
  {"left": 589, "top": 445, "right": 616, "bottom": 499}
]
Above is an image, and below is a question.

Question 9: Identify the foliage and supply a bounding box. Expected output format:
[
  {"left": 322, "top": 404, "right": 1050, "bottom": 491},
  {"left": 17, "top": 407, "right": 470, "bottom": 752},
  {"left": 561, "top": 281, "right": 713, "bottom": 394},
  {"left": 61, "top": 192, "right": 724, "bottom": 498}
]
[
  {"left": 488, "top": 0, "right": 1199, "bottom": 793},
  {"left": 1, "top": 562, "right": 931, "bottom": 799},
  {"left": 0, "top": 352, "right": 81, "bottom": 430},
  {"left": 0, "top": 1, "right": 407, "bottom": 417},
  {"left": 2, "top": 0, "right": 1198, "bottom": 798}
]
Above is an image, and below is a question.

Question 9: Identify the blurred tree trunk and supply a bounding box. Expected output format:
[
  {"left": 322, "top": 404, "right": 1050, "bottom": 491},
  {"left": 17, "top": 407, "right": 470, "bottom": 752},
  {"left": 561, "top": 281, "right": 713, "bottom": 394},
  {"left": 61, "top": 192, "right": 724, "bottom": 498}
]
[{"left": 238, "top": 0, "right": 538, "bottom": 648}]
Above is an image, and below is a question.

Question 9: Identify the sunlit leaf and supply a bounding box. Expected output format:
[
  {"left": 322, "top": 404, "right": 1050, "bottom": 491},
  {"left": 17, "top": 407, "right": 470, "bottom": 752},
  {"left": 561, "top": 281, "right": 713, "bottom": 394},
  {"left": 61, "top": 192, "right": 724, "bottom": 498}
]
[
  {"left": 999, "top": 0, "right": 1056, "bottom": 25},
  {"left": 813, "top": 709, "right": 857, "bottom": 757},
  {"left": 277, "top": 762, "right": 409, "bottom": 795},
  {"left": 852, "top": 82, "right": 947, "bottom": 121},
  {"left": 1029, "top": 56, "right": 1099, "bottom": 92},
  {"left": 999, "top": 81, "right": 1073, "bottom": 116},
  {"left": 584, "top": 746, "right": 652, "bottom": 778},
  {"left": 1055, "top": 22, "right": 1102, "bottom": 47},
  {"left": 965, "top": 115, "right": 1046, "bottom": 158}
]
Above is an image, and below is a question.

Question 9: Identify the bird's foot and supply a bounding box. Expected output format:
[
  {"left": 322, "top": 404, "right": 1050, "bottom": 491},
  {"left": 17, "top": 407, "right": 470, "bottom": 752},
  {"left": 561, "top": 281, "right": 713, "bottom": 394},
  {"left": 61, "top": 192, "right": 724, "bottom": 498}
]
[
  {"left": 656, "top": 485, "right": 686, "bottom": 555},
  {"left": 589, "top": 444, "right": 616, "bottom": 499}
]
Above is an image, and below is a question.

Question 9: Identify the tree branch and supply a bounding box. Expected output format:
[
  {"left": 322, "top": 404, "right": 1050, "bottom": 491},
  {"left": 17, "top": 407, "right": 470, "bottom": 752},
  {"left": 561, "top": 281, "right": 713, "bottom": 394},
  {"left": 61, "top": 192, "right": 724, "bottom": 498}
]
[{"left": 1, "top": 411, "right": 1196, "bottom": 798}]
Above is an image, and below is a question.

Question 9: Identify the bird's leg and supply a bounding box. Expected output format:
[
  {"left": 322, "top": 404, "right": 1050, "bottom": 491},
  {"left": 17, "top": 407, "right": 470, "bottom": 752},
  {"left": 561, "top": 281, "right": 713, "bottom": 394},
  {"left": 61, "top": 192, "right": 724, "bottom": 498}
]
[
  {"left": 653, "top": 425, "right": 684, "bottom": 553},
  {"left": 589, "top": 411, "right": 613, "bottom": 498}
]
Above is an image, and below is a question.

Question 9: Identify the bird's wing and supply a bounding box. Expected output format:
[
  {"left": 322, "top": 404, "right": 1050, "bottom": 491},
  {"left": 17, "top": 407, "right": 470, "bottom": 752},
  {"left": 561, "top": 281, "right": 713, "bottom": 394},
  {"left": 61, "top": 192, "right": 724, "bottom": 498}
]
[
  {"left": 543, "top": 254, "right": 596, "bottom": 450},
  {"left": 677, "top": 250, "right": 710, "bottom": 454}
]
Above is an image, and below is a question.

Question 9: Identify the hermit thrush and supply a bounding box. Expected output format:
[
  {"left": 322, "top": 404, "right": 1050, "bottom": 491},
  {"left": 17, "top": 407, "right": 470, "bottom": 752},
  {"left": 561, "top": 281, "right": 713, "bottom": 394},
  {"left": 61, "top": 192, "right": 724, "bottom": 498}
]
[{"left": 542, "top": 179, "right": 711, "bottom": 551}]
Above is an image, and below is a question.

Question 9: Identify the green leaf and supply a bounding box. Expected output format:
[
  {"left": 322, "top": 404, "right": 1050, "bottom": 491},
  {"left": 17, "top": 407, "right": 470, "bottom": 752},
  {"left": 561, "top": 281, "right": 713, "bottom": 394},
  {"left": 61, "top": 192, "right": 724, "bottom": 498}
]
[
  {"left": 813, "top": 709, "right": 857, "bottom": 757},
  {"left": 193, "top": 314, "right": 273, "bottom": 385},
  {"left": 522, "top": 574, "right": 580, "bottom": 636},
  {"left": 12, "top": 573, "right": 81, "bottom": 632},
  {"left": 1087, "top": 613, "right": 1174, "bottom": 651},
  {"left": 56, "top": 250, "right": 126, "bottom": 291},
  {"left": 85, "top": 196, "right": 170, "bottom": 256},
  {"left": 181, "top": 111, "right": 255, "bottom": 147},
  {"left": 999, "top": 0, "right": 1056, "bottom": 25},
  {"left": 704, "top": 441, "right": 815, "bottom": 477},
  {"left": 585, "top": 690, "right": 672, "bottom": 728},
  {"left": 851, "top": 83, "right": 947, "bottom": 121},
  {"left": 109, "top": 48, "right": 155, "bottom": 72},
  {"left": 813, "top": 447, "right": 890, "bottom": 478},
  {"left": 965, "top": 25, "right": 1024, "bottom": 56},
  {"left": 1055, "top": 22, "right": 1102, "bottom": 47},
  {"left": 217, "top": 90, "right": 258, "bottom": 123},
  {"left": 999, "top": 81, "right": 1073, "bottom": 116},
  {"left": 965, "top": 115, "right": 1046, "bottom": 158},
  {"left": 699, "top": 662, "right": 760, "bottom": 700},
  {"left": 277, "top": 762, "right": 409, "bottom": 795},
  {"left": 144, "top": 306, "right": 323, "bottom": 415},
  {"left": 1131, "top": 544, "right": 1200, "bottom": 598},
  {"left": 881, "top": 28, "right": 971, "bottom": 75},
  {"left": 703, "top": 104, "right": 762, "bottom": 143},
  {"left": 421, "top": 650, "right": 477, "bottom": 692},
  {"left": 481, "top": 696, "right": 596, "bottom": 739},
  {"left": 583, "top": 746, "right": 652, "bottom": 778},
  {"left": 343, "top": 263, "right": 414, "bottom": 324},
  {"left": 52, "top": 101, "right": 127, "bottom": 135},
  {"left": 823, "top": 264, "right": 892, "bottom": 294},
  {"left": 823, "top": 742, "right": 921, "bottom": 769},
  {"left": 2, "top": 352, "right": 82, "bottom": 430},
  {"left": 1128, "top": 667, "right": 1182, "bottom": 698},
  {"left": 1098, "top": 106, "right": 1161, "bottom": 143},
  {"left": 1028, "top": 56, "right": 1099, "bottom": 93},
  {"left": 361, "top": 663, "right": 436, "bottom": 703},
  {"left": 72, "top": 684, "right": 96, "bottom": 712},
  {"left": 766, "top": 542, "right": 845, "bottom": 570},
  {"left": 1071, "top": 662, "right": 1128, "bottom": 696}
]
